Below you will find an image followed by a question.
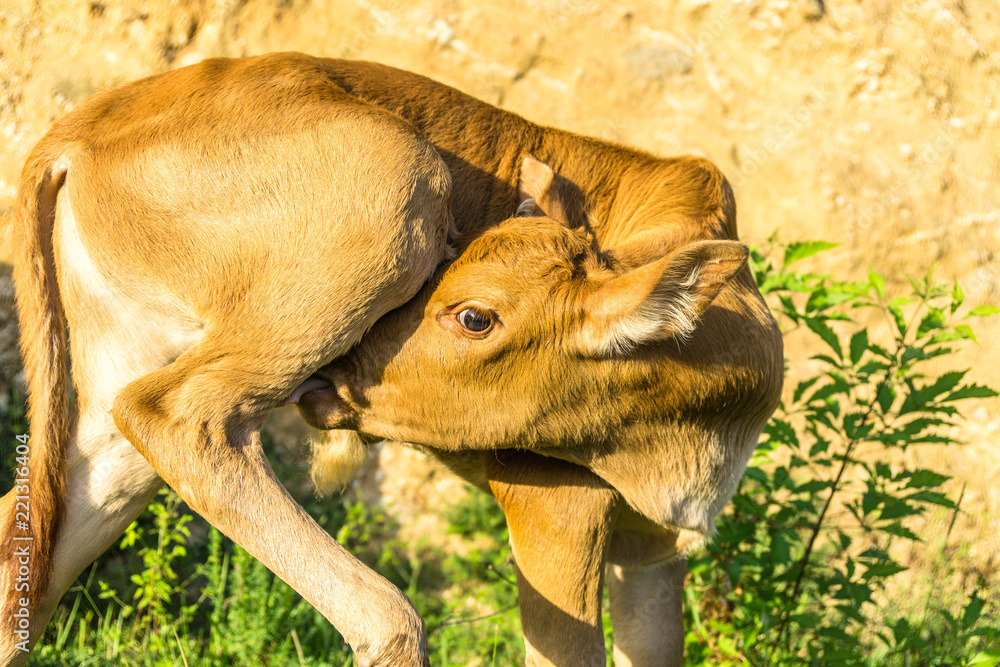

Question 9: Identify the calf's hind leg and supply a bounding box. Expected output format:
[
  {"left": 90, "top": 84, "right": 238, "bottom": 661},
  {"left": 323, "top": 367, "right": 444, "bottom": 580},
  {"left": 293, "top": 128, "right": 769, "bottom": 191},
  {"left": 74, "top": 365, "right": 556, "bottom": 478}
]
[
  {"left": 608, "top": 556, "right": 687, "bottom": 667},
  {"left": 112, "top": 327, "right": 428, "bottom": 667}
]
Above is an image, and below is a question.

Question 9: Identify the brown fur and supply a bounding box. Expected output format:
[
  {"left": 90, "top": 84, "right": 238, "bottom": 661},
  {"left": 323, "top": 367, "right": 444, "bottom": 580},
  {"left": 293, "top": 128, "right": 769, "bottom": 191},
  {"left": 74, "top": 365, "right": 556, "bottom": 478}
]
[
  {"left": 0, "top": 149, "right": 70, "bottom": 642},
  {"left": 4, "top": 52, "right": 783, "bottom": 666}
]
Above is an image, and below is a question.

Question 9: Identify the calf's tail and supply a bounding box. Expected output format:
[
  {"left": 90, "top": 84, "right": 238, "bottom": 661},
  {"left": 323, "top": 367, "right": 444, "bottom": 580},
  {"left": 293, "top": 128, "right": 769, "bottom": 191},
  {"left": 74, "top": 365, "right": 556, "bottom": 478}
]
[{"left": 1, "top": 145, "right": 71, "bottom": 651}]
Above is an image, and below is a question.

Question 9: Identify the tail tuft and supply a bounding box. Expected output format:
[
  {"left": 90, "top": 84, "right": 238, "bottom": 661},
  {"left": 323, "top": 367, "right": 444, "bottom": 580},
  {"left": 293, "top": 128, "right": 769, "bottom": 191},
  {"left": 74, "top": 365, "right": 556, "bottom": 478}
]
[{"left": 310, "top": 429, "right": 368, "bottom": 495}]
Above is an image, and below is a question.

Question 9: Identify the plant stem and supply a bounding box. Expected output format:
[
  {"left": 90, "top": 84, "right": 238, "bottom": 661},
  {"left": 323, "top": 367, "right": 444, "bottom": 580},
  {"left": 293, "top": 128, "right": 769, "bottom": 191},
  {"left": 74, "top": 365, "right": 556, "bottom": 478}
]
[
  {"left": 773, "top": 434, "right": 860, "bottom": 654},
  {"left": 430, "top": 604, "right": 519, "bottom": 633},
  {"left": 768, "top": 369, "right": 893, "bottom": 659}
]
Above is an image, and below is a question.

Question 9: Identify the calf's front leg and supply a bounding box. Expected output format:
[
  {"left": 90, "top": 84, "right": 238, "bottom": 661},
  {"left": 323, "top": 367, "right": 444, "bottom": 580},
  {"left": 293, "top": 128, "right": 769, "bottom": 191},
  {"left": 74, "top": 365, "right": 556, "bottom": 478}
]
[
  {"left": 112, "top": 339, "right": 428, "bottom": 667},
  {"left": 487, "top": 451, "right": 619, "bottom": 667}
]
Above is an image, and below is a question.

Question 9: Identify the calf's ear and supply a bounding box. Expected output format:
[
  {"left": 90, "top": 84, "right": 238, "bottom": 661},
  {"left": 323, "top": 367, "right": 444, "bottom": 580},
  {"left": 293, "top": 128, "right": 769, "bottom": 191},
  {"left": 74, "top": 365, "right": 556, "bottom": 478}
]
[
  {"left": 517, "top": 156, "right": 571, "bottom": 225},
  {"left": 579, "top": 240, "right": 748, "bottom": 356}
]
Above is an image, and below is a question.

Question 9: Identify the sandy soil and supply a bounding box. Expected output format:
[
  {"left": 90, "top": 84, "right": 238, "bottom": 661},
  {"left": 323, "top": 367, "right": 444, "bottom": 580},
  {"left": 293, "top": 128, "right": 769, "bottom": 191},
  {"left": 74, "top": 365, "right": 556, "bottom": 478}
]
[{"left": 1, "top": 0, "right": 997, "bottom": 582}]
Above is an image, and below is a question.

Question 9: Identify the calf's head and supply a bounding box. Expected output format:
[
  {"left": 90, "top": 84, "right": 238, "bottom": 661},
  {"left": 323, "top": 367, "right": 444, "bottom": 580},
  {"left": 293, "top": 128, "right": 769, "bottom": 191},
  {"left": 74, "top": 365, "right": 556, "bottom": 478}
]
[{"left": 298, "top": 159, "right": 749, "bottom": 452}]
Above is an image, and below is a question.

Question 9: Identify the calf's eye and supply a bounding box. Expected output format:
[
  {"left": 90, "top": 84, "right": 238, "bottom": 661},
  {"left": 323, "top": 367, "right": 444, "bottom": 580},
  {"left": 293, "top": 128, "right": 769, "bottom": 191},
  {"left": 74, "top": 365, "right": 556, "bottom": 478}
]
[{"left": 457, "top": 307, "right": 494, "bottom": 333}]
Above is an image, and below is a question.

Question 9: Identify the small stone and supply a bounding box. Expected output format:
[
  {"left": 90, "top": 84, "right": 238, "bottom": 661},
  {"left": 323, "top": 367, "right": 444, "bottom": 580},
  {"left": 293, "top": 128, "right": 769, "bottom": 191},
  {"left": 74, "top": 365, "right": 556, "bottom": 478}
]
[
  {"left": 428, "top": 19, "right": 455, "bottom": 48},
  {"left": 624, "top": 44, "right": 693, "bottom": 80},
  {"left": 802, "top": 0, "right": 826, "bottom": 21},
  {"left": 127, "top": 19, "right": 146, "bottom": 41}
]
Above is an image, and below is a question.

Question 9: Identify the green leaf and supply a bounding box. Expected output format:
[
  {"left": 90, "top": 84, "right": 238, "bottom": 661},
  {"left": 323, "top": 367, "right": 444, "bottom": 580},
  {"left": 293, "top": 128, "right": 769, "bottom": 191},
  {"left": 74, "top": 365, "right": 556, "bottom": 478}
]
[
  {"left": 952, "top": 278, "right": 965, "bottom": 312},
  {"left": 810, "top": 374, "right": 851, "bottom": 402},
  {"left": 900, "top": 345, "right": 941, "bottom": 366},
  {"left": 905, "top": 469, "right": 951, "bottom": 489},
  {"left": 862, "top": 490, "right": 883, "bottom": 517},
  {"left": 849, "top": 330, "right": 868, "bottom": 365},
  {"left": 881, "top": 522, "right": 921, "bottom": 541},
  {"left": 965, "top": 304, "right": 1000, "bottom": 319},
  {"left": 907, "top": 490, "right": 956, "bottom": 508},
  {"left": 770, "top": 532, "right": 791, "bottom": 562},
  {"left": 896, "top": 416, "right": 949, "bottom": 437},
  {"left": 858, "top": 359, "right": 890, "bottom": 376},
  {"left": 778, "top": 293, "right": 801, "bottom": 321},
  {"left": 916, "top": 308, "right": 947, "bottom": 339},
  {"left": 815, "top": 624, "right": 854, "bottom": 641},
  {"left": 809, "top": 437, "right": 831, "bottom": 457},
  {"left": 765, "top": 418, "right": 799, "bottom": 446},
  {"left": 879, "top": 496, "right": 919, "bottom": 520},
  {"left": 906, "top": 434, "right": 955, "bottom": 445},
  {"left": 967, "top": 649, "right": 1000, "bottom": 667},
  {"left": 796, "top": 480, "right": 830, "bottom": 494},
  {"left": 844, "top": 412, "right": 874, "bottom": 440},
  {"left": 943, "top": 384, "right": 1000, "bottom": 402},
  {"left": 955, "top": 324, "right": 978, "bottom": 344},
  {"left": 836, "top": 602, "right": 866, "bottom": 624},
  {"left": 812, "top": 353, "right": 842, "bottom": 367},
  {"left": 887, "top": 303, "right": 908, "bottom": 338},
  {"left": 844, "top": 580, "right": 875, "bottom": 606},
  {"left": 868, "top": 342, "right": 893, "bottom": 360},
  {"left": 876, "top": 385, "right": 897, "bottom": 415},
  {"left": 120, "top": 524, "right": 141, "bottom": 549},
  {"left": 783, "top": 240, "right": 839, "bottom": 267},
  {"left": 892, "top": 617, "right": 913, "bottom": 645},
  {"left": 901, "top": 371, "right": 967, "bottom": 412},
  {"left": 806, "top": 318, "right": 842, "bottom": 359},
  {"left": 889, "top": 295, "right": 915, "bottom": 308},
  {"left": 806, "top": 287, "right": 860, "bottom": 314},
  {"left": 794, "top": 377, "right": 820, "bottom": 403},
  {"left": 859, "top": 547, "right": 891, "bottom": 561},
  {"left": 870, "top": 269, "right": 886, "bottom": 301},
  {"left": 929, "top": 330, "right": 968, "bottom": 344},
  {"left": 862, "top": 561, "right": 907, "bottom": 580},
  {"left": 758, "top": 275, "right": 786, "bottom": 296},
  {"left": 789, "top": 454, "right": 811, "bottom": 470},
  {"left": 962, "top": 592, "right": 985, "bottom": 630}
]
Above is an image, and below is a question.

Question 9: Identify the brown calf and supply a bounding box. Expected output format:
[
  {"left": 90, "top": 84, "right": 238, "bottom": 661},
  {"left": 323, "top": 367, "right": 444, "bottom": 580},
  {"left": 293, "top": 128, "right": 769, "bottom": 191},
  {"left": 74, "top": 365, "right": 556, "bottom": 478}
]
[
  {"left": 295, "top": 55, "right": 783, "bottom": 665},
  {"left": 2, "top": 52, "right": 782, "bottom": 667}
]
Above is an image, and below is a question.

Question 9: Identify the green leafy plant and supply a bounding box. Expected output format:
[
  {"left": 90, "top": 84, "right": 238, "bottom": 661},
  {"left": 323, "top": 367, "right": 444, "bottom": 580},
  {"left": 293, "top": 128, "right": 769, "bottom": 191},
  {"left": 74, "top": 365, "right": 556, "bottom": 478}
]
[
  {"left": 684, "top": 236, "right": 1000, "bottom": 666},
  {"left": 122, "top": 490, "right": 196, "bottom": 654}
]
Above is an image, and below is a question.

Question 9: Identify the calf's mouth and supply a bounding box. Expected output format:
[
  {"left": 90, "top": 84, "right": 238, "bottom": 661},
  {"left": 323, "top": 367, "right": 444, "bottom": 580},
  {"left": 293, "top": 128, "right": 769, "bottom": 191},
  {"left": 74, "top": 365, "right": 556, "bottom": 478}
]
[{"left": 285, "top": 361, "right": 360, "bottom": 430}]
